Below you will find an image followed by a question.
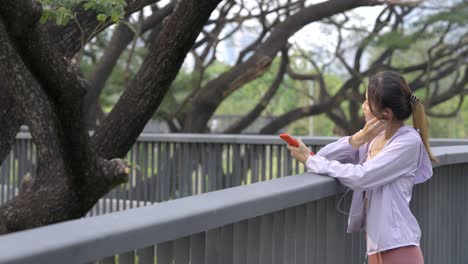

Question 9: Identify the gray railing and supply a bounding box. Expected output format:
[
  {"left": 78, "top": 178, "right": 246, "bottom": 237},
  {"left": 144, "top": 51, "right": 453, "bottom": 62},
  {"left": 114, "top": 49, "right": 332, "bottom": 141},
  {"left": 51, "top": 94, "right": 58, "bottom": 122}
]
[
  {"left": 1, "top": 133, "right": 336, "bottom": 215},
  {"left": 1, "top": 133, "right": 468, "bottom": 216},
  {"left": 0, "top": 145, "right": 467, "bottom": 264}
]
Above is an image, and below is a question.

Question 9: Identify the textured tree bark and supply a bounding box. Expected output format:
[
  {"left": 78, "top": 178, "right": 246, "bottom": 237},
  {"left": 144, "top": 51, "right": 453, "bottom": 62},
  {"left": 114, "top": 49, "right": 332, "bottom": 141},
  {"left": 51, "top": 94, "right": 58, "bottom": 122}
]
[
  {"left": 0, "top": 3, "right": 129, "bottom": 233},
  {"left": 0, "top": 16, "right": 73, "bottom": 233},
  {"left": 0, "top": 87, "right": 23, "bottom": 165}
]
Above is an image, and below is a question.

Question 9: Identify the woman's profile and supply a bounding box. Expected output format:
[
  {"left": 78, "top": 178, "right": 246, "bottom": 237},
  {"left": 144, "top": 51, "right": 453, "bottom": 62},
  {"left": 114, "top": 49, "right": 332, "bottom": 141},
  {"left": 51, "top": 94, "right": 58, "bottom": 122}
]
[{"left": 288, "top": 71, "right": 436, "bottom": 264}]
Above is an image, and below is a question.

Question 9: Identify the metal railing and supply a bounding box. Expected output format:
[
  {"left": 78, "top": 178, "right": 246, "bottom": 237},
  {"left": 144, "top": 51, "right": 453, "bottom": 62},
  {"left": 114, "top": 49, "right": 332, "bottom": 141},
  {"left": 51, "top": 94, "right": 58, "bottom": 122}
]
[
  {"left": 0, "top": 146, "right": 467, "bottom": 264},
  {"left": 1, "top": 133, "right": 335, "bottom": 215},
  {"left": 1, "top": 133, "right": 468, "bottom": 216}
]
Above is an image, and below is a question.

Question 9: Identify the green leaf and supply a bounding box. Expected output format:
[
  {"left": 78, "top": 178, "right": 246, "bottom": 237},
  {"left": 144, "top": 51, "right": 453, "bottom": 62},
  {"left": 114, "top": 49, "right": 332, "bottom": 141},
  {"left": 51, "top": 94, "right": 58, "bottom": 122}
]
[
  {"left": 55, "top": 6, "right": 74, "bottom": 26},
  {"left": 97, "top": 13, "right": 108, "bottom": 23},
  {"left": 83, "top": 2, "right": 96, "bottom": 11},
  {"left": 110, "top": 10, "right": 123, "bottom": 23},
  {"left": 40, "top": 9, "right": 54, "bottom": 24}
]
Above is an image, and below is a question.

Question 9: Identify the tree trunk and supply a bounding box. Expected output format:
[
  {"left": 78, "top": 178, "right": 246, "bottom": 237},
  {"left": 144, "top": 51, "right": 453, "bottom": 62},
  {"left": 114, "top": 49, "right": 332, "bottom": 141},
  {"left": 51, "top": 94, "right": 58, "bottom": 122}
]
[
  {"left": 0, "top": 87, "right": 23, "bottom": 164},
  {"left": 0, "top": 5, "right": 129, "bottom": 233}
]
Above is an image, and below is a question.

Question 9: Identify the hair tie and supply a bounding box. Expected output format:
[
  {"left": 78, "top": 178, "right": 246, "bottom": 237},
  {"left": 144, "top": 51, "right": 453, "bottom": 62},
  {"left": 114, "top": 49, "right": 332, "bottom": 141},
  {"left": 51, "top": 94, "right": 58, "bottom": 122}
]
[{"left": 410, "top": 93, "right": 419, "bottom": 104}]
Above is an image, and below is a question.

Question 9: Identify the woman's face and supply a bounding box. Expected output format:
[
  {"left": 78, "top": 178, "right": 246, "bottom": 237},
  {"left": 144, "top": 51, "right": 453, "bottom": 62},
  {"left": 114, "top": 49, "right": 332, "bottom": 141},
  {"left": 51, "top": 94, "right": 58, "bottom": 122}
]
[{"left": 362, "top": 90, "right": 377, "bottom": 122}]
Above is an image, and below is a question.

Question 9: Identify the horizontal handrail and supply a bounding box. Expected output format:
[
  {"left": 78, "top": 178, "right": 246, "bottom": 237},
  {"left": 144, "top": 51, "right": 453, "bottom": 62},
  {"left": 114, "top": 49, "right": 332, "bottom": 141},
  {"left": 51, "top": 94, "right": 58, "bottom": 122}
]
[
  {"left": 14, "top": 132, "right": 468, "bottom": 146},
  {"left": 14, "top": 132, "right": 337, "bottom": 145},
  {"left": 431, "top": 145, "right": 468, "bottom": 167},
  {"left": 0, "top": 173, "right": 343, "bottom": 264},
  {"left": 0, "top": 146, "right": 467, "bottom": 264}
]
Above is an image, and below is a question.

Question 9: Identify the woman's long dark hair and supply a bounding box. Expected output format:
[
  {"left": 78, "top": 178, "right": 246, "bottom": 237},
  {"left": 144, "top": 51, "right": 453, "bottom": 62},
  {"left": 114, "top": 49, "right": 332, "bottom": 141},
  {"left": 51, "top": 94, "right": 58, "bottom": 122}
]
[{"left": 367, "top": 71, "right": 437, "bottom": 162}]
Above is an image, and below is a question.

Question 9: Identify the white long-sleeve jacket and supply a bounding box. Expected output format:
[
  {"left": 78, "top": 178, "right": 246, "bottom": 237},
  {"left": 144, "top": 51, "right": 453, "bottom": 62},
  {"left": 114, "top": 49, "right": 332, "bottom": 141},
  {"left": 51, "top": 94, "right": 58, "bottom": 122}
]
[{"left": 306, "top": 125, "right": 433, "bottom": 255}]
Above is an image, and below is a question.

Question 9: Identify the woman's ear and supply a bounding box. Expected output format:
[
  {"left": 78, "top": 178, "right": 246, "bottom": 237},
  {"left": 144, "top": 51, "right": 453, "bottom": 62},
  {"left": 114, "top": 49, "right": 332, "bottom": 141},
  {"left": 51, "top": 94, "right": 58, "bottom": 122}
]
[{"left": 383, "top": 108, "right": 393, "bottom": 120}]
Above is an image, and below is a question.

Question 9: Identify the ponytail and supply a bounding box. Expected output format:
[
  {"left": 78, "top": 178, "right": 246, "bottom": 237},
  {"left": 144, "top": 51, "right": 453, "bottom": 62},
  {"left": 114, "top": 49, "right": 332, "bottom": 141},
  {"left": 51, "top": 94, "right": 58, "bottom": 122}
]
[
  {"left": 368, "top": 71, "right": 439, "bottom": 163},
  {"left": 412, "top": 101, "right": 438, "bottom": 163}
]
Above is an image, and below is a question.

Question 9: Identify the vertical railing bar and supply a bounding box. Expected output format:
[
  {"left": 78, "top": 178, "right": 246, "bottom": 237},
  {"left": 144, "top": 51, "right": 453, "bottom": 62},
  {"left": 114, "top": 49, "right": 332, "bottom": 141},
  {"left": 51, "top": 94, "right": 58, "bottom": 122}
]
[
  {"left": 276, "top": 145, "right": 282, "bottom": 179},
  {"left": 260, "top": 145, "right": 266, "bottom": 183},
  {"left": 218, "top": 143, "right": 223, "bottom": 190},
  {"left": 259, "top": 213, "right": 274, "bottom": 264},
  {"left": 295, "top": 204, "right": 306, "bottom": 264},
  {"left": 177, "top": 143, "right": 184, "bottom": 198},
  {"left": 137, "top": 245, "right": 154, "bottom": 264},
  {"left": 134, "top": 143, "right": 141, "bottom": 208},
  {"left": 206, "top": 227, "right": 222, "bottom": 264},
  {"left": 194, "top": 143, "right": 200, "bottom": 195},
  {"left": 156, "top": 142, "right": 162, "bottom": 202},
  {"left": 174, "top": 236, "right": 190, "bottom": 264},
  {"left": 273, "top": 210, "right": 285, "bottom": 264},
  {"left": 284, "top": 207, "right": 296, "bottom": 263},
  {"left": 157, "top": 241, "right": 173, "bottom": 264},
  {"left": 150, "top": 142, "right": 155, "bottom": 203},
  {"left": 246, "top": 216, "right": 261, "bottom": 264},
  {"left": 251, "top": 144, "right": 257, "bottom": 184},
  {"left": 143, "top": 142, "right": 149, "bottom": 204},
  {"left": 226, "top": 144, "right": 232, "bottom": 189},
  {"left": 221, "top": 224, "right": 234, "bottom": 264},
  {"left": 165, "top": 142, "right": 171, "bottom": 201},
  {"left": 117, "top": 250, "right": 135, "bottom": 264},
  {"left": 269, "top": 145, "right": 273, "bottom": 181},
  {"left": 201, "top": 143, "right": 207, "bottom": 194},
  {"left": 190, "top": 232, "right": 206, "bottom": 264},
  {"left": 233, "top": 144, "right": 240, "bottom": 187},
  {"left": 233, "top": 220, "right": 248, "bottom": 264},
  {"left": 187, "top": 142, "right": 194, "bottom": 197}
]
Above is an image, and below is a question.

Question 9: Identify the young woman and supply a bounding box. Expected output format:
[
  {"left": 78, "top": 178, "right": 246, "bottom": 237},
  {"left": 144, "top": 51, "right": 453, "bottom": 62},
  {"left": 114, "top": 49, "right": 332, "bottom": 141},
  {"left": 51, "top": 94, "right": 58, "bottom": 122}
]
[{"left": 288, "top": 71, "right": 436, "bottom": 264}]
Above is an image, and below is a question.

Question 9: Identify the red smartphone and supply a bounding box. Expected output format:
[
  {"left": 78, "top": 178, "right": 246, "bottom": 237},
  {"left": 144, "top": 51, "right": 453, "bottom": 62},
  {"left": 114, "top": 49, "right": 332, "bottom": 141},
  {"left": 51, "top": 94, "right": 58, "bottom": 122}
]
[
  {"left": 279, "top": 133, "right": 315, "bottom": 155},
  {"left": 279, "top": 133, "right": 299, "bottom": 147}
]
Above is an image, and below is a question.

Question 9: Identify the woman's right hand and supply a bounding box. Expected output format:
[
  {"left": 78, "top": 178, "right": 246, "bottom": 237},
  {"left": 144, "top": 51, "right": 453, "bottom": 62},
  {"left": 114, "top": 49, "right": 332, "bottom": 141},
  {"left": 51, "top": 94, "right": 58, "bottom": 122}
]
[{"left": 349, "top": 117, "right": 386, "bottom": 148}]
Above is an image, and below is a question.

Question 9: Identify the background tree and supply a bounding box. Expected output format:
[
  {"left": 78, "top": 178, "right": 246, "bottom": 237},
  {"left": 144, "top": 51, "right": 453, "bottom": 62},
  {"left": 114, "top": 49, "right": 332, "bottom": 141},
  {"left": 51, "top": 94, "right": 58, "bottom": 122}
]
[
  {"left": 87, "top": 0, "right": 467, "bottom": 136},
  {"left": 223, "top": 0, "right": 467, "bottom": 135},
  {"left": 79, "top": 0, "right": 390, "bottom": 133},
  {"left": 325, "top": 0, "right": 468, "bottom": 135}
]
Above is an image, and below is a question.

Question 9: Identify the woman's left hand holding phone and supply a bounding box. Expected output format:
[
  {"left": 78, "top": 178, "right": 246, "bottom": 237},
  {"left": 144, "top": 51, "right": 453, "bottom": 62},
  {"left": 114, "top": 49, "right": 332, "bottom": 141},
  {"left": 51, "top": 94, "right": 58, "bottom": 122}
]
[{"left": 287, "top": 138, "right": 312, "bottom": 165}]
